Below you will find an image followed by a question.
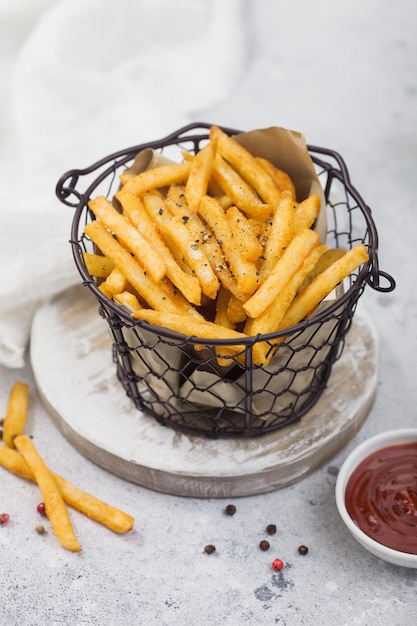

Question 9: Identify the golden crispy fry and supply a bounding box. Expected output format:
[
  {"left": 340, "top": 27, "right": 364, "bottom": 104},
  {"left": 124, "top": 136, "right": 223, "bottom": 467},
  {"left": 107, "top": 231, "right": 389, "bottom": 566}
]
[
  {"left": 185, "top": 140, "right": 217, "bottom": 211},
  {"left": 52, "top": 473, "right": 134, "bottom": 535},
  {"left": 297, "top": 247, "right": 346, "bottom": 294},
  {"left": 226, "top": 205, "right": 263, "bottom": 262},
  {"left": 116, "top": 189, "right": 201, "bottom": 305},
  {"left": 0, "top": 446, "right": 134, "bottom": 534},
  {"left": 120, "top": 161, "right": 192, "bottom": 193},
  {"left": 132, "top": 308, "right": 249, "bottom": 344},
  {"left": 259, "top": 191, "right": 295, "bottom": 278},
  {"left": 85, "top": 220, "right": 184, "bottom": 314},
  {"left": 14, "top": 435, "right": 81, "bottom": 552},
  {"left": 212, "top": 154, "right": 272, "bottom": 219},
  {"left": 278, "top": 244, "right": 369, "bottom": 330},
  {"left": 256, "top": 157, "right": 297, "bottom": 200},
  {"left": 226, "top": 293, "right": 248, "bottom": 324},
  {"left": 246, "top": 245, "right": 329, "bottom": 338},
  {"left": 210, "top": 126, "right": 280, "bottom": 207},
  {"left": 132, "top": 309, "right": 266, "bottom": 366},
  {"left": 164, "top": 191, "right": 243, "bottom": 299},
  {"left": 83, "top": 253, "right": 115, "bottom": 278},
  {"left": 243, "top": 228, "right": 320, "bottom": 318},
  {"left": 113, "top": 290, "right": 142, "bottom": 311},
  {"left": 294, "top": 194, "right": 321, "bottom": 232},
  {"left": 88, "top": 196, "right": 166, "bottom": 282},
  {"left": 142, "top": 192, "right": 220, "bottom": 299},
  {"left": 2, "top": 382, "right": 29, "bottom": 448},
  {"left": 198, "top": 196, "right": 260, "bottom": 296},
  {"left": 102, "top": 267, "right": 128, "bottom": 295},
  {"left": 214, "top": 287, "right": 238, "bottom": 366}
]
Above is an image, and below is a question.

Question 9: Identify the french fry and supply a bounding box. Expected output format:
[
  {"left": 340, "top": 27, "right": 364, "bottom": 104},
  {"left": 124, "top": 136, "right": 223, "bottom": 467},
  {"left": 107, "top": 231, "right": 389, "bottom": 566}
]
[
  {"left": 198, "top": 195, "right": 260, "bottom": 296},
  {"left": 83, "top": 253, "right": 115, "bottom": 278},
  {"left": 214, "top": 287, "right": 239, "bottom": 366},
  {"left": 2, "top": 382, "right": 29, "bottom": 448},
  {"left": 226, "top": 293, "right": 248, "bottom": 324},
  {"left": 297, "top": 247, "right": 346, "bottom": 294},
  {"left": 185, "top": 140, "right": 217, "bottom": 211},
  {"left": 212, "top": 154, "right": 272, "bottom": 220},
  {"left": 277, "top": 244, "right": 369, "bottom": 331},
  {"left": 256, "top": 157, "right": 297, "bottom": 200},
  {"left": 210, "top": 126, "right": 281, "bottom": 206},
  {"left": 132, "top": 308, "right": 249, "bottom": 344},
  {"left": 243, "top": 228, "right": 320, "bottom": 318},
  {"left": 246, "top": 245, "right": 329, "bottom": 338},
  {"left": 258, "top": 191, "right": 295, "bottom": 278},
  {"left": 0, "top": 446, "right": 134, "bottom": 534},
  {"left": 294, "top": 194, "right": 321, "bottom": 232},
  {"left": 14, "top": 436, "right": 81, "bottom": 552},
  {"left": 102, "top": 267, "right": 128, "bottom": 295},
  {"left": 116, "top": 189, "right": 201, "bottom": 305},
  {"left": 132, "top": 309, "right": 266, "bottom": 366},
  {"left": 113, "top": 291, "right": 142, "bottom": 311},
  {"left": 120, "top": 160, "right": 192, "bottom": 193},
  {"left": 142, "top": 192, "right": 220, "bottom": 299},
  {"left": 88, "top": 196, "right": 166, "bottom": 283},
  {"left": 84, "top": 220, "right": 185, "bottom": 314},
  {"left": 226, "top": 205, "right": 263, "bottom": 262}
]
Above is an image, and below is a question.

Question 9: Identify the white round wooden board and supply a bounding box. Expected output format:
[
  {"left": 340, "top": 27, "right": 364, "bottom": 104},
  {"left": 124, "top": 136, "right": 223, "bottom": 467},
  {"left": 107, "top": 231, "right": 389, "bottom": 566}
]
[{"left": 30, "top": 286, "right": 378, "bottom": 498}]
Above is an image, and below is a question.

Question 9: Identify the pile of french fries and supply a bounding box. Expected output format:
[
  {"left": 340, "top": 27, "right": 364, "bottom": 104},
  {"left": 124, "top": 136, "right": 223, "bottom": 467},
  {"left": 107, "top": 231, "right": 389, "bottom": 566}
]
[
  {"left": 84, "top": 125, "right": 369, "bottom": 367},
  {"left": 0, "top": 382, "right": 134, "bottom": 552}
]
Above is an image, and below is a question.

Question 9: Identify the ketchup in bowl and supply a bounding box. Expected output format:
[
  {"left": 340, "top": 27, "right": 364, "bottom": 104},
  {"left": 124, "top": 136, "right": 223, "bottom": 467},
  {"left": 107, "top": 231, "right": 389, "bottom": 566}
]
[{"left": 345, "top": 442, "right": 417, "bottom": 555}]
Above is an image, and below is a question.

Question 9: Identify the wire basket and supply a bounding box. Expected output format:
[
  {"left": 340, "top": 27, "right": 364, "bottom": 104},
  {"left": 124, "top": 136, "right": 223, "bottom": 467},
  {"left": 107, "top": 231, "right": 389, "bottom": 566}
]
[{"left": 56, "top": 122, "right": 395, "bottom": 438}]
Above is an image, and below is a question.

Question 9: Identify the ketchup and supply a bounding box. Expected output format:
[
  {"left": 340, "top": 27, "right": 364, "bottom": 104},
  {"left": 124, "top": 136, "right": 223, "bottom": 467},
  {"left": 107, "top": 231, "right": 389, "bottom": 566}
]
[{"left": 345, "top": 442, "right": 417, "bottom": 554}]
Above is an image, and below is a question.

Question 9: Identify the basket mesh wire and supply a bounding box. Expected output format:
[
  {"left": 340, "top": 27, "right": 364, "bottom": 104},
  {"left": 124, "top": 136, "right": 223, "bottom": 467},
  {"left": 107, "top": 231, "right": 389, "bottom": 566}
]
[{"left": 56, "top": 123, "right": 395, "bottom": 438}]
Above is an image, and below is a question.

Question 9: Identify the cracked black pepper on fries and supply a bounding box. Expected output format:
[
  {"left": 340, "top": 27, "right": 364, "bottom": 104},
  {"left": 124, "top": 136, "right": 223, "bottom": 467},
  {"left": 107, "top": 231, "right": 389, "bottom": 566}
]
[{"left": 84, "top": 125, "right": 369, "bottom": 366}]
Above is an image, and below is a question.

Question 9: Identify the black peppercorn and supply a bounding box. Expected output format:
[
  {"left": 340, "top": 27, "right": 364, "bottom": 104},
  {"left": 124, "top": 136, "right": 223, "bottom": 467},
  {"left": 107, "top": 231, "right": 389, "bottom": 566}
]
[
  {"left": 259, "top": 540, "right": 270, "bottom": 551},
  {"left": 204, "top": 544, "right": 216, "bottom": 554},
  {"left": 225, "top": 504, "right": 236, "bottom": 516},
  {"left": 266, "top": 524, "right": 277, "bottom": 535},
  {"left": 298, "top": 545, "right": 309, "bottom": 555}
]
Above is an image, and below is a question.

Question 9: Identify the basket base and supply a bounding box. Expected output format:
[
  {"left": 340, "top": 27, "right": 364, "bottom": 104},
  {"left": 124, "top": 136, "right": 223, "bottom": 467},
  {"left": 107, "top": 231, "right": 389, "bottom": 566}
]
[{"left": 30, "top": 286, "right": 378, "bottom": 498}]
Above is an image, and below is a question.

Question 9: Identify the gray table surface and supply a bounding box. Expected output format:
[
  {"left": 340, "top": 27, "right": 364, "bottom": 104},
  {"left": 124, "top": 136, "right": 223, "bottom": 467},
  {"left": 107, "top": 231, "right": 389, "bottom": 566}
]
[{"left": 1, "top": 1, "right": 416, "bottom": 624}]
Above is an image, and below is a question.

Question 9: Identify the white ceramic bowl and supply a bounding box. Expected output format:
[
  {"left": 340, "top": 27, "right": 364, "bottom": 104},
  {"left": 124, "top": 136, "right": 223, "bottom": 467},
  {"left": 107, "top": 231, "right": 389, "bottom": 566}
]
[{"left": 335, "top": 428, "right": 417, "bottom": 568}]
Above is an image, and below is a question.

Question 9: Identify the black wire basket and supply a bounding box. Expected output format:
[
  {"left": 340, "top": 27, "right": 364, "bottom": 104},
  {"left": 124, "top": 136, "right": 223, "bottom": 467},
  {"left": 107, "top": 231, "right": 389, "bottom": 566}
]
[{"left": 56, "top": 122, "right": 395, "bottom": 438}]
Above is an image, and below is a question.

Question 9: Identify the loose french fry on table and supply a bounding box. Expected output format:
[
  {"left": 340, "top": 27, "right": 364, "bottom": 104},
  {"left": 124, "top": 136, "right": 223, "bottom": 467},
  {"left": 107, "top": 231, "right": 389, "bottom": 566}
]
[
  {"left": 210, "top": 125, "right": 281, "bottom": 207},
  {"left": 0, "top": 445, "right": 134, "bottom": 534},
  {"left": 88, "top": 196, "right": 166, "bottom": 282},
  {"left": 2, "top": 382, "right": 29, "bottom": 448},
  {"left": 14, "top": 435, "right": 81, "bottom": 552}
]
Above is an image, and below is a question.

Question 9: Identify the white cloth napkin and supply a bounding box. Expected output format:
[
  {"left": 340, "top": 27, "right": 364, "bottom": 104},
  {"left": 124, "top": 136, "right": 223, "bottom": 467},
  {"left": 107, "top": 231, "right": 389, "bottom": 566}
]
[{"left": 0, "top": 0, "right": 245, "bottom": 368}]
